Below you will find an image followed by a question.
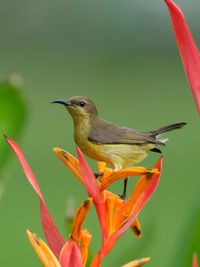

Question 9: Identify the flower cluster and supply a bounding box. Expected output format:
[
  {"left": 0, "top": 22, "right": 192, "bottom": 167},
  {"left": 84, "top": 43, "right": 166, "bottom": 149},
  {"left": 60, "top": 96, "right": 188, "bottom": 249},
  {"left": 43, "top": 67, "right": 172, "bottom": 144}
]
[{"left": 5, "top": 136, "right": 162, "bottom": 266}]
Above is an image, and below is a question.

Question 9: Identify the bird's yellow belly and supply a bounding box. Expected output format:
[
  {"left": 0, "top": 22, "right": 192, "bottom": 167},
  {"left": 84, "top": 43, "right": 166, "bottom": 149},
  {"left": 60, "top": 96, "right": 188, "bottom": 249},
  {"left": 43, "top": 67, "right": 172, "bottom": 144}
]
[{"left": 75, "top": 135, "right": 154, "bottom": 169}]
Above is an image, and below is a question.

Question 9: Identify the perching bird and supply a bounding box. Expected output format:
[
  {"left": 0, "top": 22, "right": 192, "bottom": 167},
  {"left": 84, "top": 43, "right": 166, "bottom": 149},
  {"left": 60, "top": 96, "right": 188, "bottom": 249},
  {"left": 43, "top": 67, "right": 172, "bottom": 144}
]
[{"left": 53, "top": 96, "right": 186, "bottom": 198}]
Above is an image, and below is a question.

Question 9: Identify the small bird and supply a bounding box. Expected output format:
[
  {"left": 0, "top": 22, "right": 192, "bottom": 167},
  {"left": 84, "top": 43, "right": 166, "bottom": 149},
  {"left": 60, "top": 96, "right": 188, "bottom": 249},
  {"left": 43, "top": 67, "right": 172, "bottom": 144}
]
[{"left": 53, "top": 96, "right": 186, "bottom": 198}]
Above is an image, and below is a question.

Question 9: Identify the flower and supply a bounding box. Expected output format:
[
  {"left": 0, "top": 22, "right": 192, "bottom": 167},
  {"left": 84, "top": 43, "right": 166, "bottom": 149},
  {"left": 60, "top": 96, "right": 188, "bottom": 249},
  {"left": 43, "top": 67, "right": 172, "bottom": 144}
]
[
  {"left": 26, "top": 230, "right": 83, "bottom": 267},
  {"left": 54, "top": 147, "right": 162, "bottom": 266},
  {"left": 5, "top": 135, "right": 162, "bottom": 267},
  {"left": 165, "top": 0, "right": 200, "bottom": 114}
]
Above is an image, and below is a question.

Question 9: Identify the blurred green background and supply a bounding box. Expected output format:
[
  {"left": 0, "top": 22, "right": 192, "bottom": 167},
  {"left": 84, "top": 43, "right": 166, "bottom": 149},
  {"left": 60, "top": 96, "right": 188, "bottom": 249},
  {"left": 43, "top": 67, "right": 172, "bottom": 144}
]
[{"left": 0, "top": 0, "right": 199, "bottom": 266}]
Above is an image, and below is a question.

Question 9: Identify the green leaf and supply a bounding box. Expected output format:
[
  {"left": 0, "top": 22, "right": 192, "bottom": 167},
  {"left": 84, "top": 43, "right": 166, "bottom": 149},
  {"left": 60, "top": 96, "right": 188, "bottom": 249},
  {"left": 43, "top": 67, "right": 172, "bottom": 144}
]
[{"left": 0, "top": 75, "right": 27, "bottom": 170}]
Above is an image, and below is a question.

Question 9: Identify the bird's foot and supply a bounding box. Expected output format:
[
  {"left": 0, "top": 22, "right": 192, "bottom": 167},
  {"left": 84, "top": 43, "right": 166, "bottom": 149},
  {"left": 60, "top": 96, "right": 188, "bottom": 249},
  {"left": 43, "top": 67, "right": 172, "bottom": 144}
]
[
  {"left": 119, "top": 192, "right": 126, "bottom": 200},
  {"left": 94, "top": 172, "right": 103, "bottom": 179}
]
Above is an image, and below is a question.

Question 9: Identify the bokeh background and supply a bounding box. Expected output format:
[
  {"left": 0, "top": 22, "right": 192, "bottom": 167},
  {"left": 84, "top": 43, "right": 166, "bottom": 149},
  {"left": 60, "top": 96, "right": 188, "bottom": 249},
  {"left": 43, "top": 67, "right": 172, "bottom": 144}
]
[{"left": 0, "top": 0, "right": 199, "bottom": 266}]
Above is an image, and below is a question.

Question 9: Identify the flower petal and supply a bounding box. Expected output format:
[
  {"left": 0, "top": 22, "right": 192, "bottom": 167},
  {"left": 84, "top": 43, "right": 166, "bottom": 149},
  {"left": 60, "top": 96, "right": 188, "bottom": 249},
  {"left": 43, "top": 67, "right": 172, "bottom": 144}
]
[
  {"left": 121, "top": 257, "right": 150, "bottom": 267},
  {"left": 165, "top": 0, "right": 200, "bottom": 113},
  {"left": 80, "top": 230, "right": 92, "bottom": 267},
  {"left": 5, "top": 136, "right": 64, "bottom": 258},
  {"left": 77, "top": 147, "right": 108, "bottom": 241},
  {"left": 193, "top": 253, "right": 199, "bottom": 267},
  {"left": 71, "top": 198, "right": 92, "bottom": 243},
  {"left": 116, "top": 157, "right": 163, "bottom": 238},
  {"left": 100, "top": 167, "right": 159, "bottom": 191},
  {"left": 53, "top": 148, "right": 84, "bottom": 184},
  {"left": 105, "top": 194, "right": 117, "bottom": 236},
  {"left": 117, "top": 171, "right": 159, "bottom": 228},
  {"left": 59, "top": 237, "right": 83, "bottom": 267},
  {"left": 26, "top": 230, "right": 61, "bottom": 267}
]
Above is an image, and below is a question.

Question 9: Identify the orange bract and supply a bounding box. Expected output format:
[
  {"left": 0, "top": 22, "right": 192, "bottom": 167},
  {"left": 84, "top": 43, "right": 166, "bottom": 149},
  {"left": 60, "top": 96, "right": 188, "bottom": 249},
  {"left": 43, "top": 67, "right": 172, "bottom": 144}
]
[
  {"left": 53, "top": 148, "right": 84, "bottom": 184},
  {"left": 71, "top": 199, "right": 92, "bottom": 243},
  {"left": 121, "top": 257, "right": 150, "bottom": 267},
  {"left": 26, "top": 230, "right": 61, "bottom": 267},
  {"left": 6, "top": 136, "right": 162, "bottom": 267}
]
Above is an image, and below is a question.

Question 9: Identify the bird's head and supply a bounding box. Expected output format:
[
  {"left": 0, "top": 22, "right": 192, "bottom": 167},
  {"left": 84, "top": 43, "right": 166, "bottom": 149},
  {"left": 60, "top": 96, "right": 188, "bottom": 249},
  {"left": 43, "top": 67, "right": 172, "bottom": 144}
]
[{"left": 52, "top": 96, "right": 98, "bottom": 120}]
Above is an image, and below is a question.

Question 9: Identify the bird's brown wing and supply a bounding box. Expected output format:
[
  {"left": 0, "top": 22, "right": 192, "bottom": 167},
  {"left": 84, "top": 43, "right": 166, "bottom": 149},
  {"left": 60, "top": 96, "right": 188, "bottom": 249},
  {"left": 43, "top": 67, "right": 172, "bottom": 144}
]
[{"left": 88, "top": 118, "right": 164, "bottom": 146}]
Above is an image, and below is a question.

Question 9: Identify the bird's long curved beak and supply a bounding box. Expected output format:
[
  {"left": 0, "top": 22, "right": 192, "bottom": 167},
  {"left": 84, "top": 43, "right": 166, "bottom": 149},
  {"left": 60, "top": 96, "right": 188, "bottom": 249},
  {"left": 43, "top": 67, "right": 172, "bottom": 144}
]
[{"left": 52, "top": 99, "right": 71, "bottom": 106}]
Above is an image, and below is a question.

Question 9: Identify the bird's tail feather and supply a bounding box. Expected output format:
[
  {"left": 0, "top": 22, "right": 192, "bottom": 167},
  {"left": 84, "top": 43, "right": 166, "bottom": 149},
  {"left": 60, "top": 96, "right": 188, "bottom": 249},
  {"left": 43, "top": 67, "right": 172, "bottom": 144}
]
[{"left": 149, "top": 122, "right": 187, "bottom": 137}]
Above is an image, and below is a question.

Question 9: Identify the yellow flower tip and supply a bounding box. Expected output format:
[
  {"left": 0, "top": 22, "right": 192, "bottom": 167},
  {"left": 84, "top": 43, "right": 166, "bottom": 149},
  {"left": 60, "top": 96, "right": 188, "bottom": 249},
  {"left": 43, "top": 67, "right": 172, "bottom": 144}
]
[
  {"left": 72, "top": 198, "right": 92, "bottom": 243},
  {"left": 122, "top": 257, "right": 150, "bottom": 267},
  {"left": 53, "top": 148, "right": 71, "bottom": 163},
  {"left": 97, "top": 161, "right": 107, "bottom": 173},
  {"left": 53, "top": 147, "right": 84, "bottom": 184},
  {"left": 53, "top": 147, "right": 70, "bottom": 163},
  {"left": 26, "top": 230, "right": 61, "bottom": 267},
  {"left": 53, "top": 147, "right": 61, "bottom": 154},
  {"left": 81, "top": 229, "right": 92, "bottom": 247},
  {"left": 81, "top": 229, "right": 92, "bottom": 267},
  {"left": 26, "top": 229, "right": 40, "bottom": 246}
]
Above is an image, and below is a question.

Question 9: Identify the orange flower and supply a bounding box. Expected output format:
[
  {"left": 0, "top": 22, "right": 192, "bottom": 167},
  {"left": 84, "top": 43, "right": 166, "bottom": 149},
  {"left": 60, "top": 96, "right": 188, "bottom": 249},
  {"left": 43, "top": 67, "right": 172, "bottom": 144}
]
[
  {"left": 54, "top": 147, "right": 162, "bottom": 266},
  {"left": 5, "top": 136, "right": 162, "bottom": 267}
]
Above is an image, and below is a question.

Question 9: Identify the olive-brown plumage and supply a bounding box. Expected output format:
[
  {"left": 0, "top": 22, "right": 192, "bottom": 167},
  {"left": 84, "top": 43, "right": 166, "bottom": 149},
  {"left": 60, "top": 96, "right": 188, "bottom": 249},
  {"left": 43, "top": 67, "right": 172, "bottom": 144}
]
[{"left": 52, "top": 96, "right": 186, "bottom": 170}]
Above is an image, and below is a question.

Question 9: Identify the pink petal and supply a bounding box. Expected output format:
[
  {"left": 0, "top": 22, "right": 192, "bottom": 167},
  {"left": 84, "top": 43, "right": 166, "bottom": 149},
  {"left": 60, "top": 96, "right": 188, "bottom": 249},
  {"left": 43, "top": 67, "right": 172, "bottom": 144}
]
[
  {"left": 5, "top": 136, "right": 64, "bottom": 258},
  {"left": 77, "top": 147, "right": 108, "bottom": 241},
  {"left": 59, "top": 237, "right": 83, "bottom": 267},
  {"left": 165, "top": 0, "right": 200, "bottom": 113},
  {"left": 193, "top": 254, "right": 199, "bottom": 267}
]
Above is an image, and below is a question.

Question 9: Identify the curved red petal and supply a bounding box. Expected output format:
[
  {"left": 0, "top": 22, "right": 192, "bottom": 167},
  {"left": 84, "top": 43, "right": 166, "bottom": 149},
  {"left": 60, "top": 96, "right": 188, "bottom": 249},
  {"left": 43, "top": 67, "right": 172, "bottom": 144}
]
[
  {"left": 165, "top": 0, "right": 200, "bottom": 113},
  {"left": 77, "top": 147, "right": 108, "bottom": 241},
  {"left": 5, "top": 136, "right": 64, "bottom": 258},
  {"left": 59, "top": 237, "right": 83, "bottom": 267}
]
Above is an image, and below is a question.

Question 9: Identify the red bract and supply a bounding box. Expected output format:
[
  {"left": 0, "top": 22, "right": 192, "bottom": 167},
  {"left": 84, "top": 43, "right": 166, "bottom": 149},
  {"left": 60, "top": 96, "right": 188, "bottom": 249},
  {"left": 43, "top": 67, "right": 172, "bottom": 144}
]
[
  {"left": 59, "top": 239, "right": 83, "bottom": 267},
  {"left": 165, "top": 0, "right": 200, "bottom": 113},
  {"left": 193, "top": 254, "right": 199, "bottom": 267},
  {"left": 77, "top": 147, "right": 108, "bottom": 243},
  {"left": 5, "top": 136, "right": 83, "bottom": 267}
]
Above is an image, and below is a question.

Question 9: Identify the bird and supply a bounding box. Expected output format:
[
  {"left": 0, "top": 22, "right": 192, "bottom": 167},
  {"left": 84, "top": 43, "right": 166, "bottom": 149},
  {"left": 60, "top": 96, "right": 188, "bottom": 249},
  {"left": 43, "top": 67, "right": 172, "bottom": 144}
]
[{"left": 52, "top": 96, "right": 186, "bottom": 198}]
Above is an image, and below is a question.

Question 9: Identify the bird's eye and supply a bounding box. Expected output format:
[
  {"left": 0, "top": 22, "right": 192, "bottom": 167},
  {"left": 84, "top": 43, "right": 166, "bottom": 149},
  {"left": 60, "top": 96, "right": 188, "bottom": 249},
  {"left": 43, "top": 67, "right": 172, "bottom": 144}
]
[{"left": 79, "top": 100, "right": 86, "bottom": 107}]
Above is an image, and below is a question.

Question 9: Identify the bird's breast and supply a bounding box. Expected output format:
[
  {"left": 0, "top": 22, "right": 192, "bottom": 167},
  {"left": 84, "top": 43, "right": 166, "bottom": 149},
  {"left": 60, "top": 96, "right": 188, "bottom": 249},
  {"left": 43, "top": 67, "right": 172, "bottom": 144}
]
[{"left": 73, "top": 117, "right": 154, "bottom": 169}]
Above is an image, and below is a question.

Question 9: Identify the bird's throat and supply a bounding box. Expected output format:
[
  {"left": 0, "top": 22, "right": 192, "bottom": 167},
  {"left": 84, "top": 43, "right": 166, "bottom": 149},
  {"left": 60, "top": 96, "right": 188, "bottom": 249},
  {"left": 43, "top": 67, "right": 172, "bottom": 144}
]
[{"left": 73, "top": 114, "right": 91, "bottom": 146}]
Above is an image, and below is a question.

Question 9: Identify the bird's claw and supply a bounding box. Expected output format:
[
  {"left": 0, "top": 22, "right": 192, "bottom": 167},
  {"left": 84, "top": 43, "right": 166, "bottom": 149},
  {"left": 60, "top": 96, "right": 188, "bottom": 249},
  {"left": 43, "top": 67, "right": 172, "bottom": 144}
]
[{"left": 118, "top": 193, "right": 126, "bottom": 200}]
